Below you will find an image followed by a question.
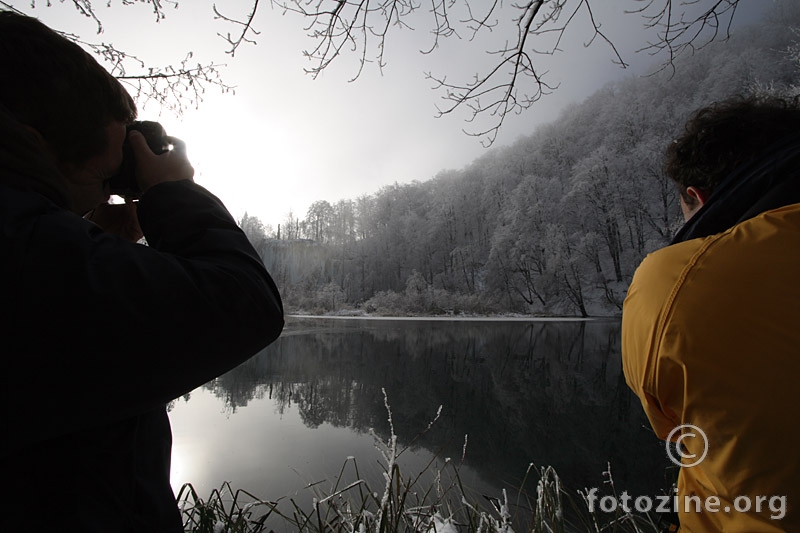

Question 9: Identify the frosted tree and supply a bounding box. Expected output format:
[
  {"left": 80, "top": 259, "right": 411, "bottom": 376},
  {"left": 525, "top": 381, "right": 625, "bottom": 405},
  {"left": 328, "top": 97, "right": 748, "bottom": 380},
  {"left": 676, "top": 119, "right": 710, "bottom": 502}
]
[
  {"left": 404, "top": 270, "right": 431, "bottom": 312},
  {"left": 238, "top": 212, "right": 271, "bottom": 253},
  {"left": 253, "top": 6, "right": 800, "bottom": 315},
  {"left": 486, "top": 174, "right": 563, "bottom": 312},
  {"left": 315, "top": 281, "right": 346, "bottom": 311},
  {"left": 304, "top": 200, "right": 334, "bottom": 242}
]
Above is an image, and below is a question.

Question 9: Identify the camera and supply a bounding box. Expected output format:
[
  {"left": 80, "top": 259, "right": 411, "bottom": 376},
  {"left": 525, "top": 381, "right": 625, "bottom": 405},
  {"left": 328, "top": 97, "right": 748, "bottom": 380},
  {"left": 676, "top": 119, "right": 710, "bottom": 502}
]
[{"left": 108, "top": 120, "right": 170, "bottom": 196}]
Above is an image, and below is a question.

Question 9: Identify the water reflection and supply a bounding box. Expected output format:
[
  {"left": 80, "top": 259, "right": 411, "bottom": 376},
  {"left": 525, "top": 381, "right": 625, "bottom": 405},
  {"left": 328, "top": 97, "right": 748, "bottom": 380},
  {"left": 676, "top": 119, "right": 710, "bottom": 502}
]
[{"left": 170, "top": 317, "right": 669, "bottom": 513}]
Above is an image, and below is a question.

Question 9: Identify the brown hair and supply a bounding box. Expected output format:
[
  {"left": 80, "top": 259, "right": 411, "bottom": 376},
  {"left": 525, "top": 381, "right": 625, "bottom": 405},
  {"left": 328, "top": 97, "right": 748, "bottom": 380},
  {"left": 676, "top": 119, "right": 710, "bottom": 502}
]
[
  {"left": 0, "top": 11, "right": 137, "bottom": 165},
  {"left": 665, "top": 95, "right": 800, "bottom": 204}
]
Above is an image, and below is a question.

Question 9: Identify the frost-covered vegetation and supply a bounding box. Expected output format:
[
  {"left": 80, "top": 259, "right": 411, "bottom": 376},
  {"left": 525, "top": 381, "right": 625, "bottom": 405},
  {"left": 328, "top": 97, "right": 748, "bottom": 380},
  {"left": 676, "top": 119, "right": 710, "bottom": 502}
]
[
  {"left": 176, "top": 391, "right": 671, "bottom": 533},
  {"left": 239, "top": 4, "right": 800, "bottom": 317},
  {"left": 177, "top": 467, "right": 669, "bottom": 533}
]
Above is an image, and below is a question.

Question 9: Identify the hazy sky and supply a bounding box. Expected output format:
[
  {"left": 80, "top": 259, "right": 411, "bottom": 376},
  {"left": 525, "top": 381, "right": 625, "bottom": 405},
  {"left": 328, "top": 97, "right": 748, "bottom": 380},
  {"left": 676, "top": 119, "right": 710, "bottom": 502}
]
[{"left": 14, "top": 1, "right": 774, "bottom": 229}]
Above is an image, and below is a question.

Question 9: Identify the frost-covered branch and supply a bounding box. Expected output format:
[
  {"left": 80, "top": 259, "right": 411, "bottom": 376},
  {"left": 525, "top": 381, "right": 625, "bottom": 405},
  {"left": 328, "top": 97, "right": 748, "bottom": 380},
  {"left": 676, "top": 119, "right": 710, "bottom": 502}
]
[
  {"left": 26, "top": 0, "right": 177, "bottom": 34},
  {"left": 425, "top": 0, "right": 627, "bottom": 146},
  {"left": 68, "top": 34, "right": 234, "bottom": 115},
  {"left": 421, "top": 0, "right": 460, "bottom": 55},
  {"left": 271, "top": 0, "right": 419, "bottom": 81},
  {"left": 116, "top": 54, "right": 234, "bottom": 116},
  {"left": 628, "top": 0, "right": 740, "bottom": 75},
  {"left": 7, "top": 0, "right": 746, "bottom": 143},
  {"left": 10, "top": 2, "right": 232, "bottom": 116},
  {"left": 213, "top": 1, "right": 262, "bottom": 57},
  {"left": 267, "top": 0, "right": 744, "bottom": 144}
]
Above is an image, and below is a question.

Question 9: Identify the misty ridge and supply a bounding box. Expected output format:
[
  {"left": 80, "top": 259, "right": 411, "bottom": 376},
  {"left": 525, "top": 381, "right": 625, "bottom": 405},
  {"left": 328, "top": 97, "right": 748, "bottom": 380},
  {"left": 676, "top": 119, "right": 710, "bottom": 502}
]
[{"left": 239, "top": 4, "right": 800, "bottom": 318}]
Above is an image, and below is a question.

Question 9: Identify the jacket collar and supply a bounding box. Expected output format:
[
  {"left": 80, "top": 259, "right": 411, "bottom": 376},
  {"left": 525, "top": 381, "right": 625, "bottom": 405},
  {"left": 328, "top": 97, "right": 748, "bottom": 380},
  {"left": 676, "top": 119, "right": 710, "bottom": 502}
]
[{"left": 671, "top": 132, "right": 800, "bottom": 244}]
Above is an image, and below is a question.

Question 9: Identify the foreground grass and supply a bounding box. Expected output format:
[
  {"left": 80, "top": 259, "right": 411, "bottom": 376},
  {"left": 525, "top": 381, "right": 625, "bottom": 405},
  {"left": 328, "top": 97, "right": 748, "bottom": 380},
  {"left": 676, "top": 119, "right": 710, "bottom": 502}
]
[{"left": 177, "top": 391, "right": 672, "bottom": 533}]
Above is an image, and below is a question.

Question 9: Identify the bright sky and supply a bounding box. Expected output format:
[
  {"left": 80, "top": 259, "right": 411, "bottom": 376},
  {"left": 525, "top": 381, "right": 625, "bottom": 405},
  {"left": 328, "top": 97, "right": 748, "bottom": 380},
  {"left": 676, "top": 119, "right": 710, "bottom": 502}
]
[{"left": 15, "top": 1, "right": 773, "bottom": 230}]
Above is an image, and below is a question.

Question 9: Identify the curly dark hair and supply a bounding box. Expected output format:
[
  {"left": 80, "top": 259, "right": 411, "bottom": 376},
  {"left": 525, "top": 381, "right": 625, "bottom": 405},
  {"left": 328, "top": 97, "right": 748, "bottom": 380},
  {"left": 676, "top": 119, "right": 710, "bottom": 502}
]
[
  {"left": 0, "top": 11, "right": 137, "bottom": 165},
  {"left": 665, "top": 95, "right": 800, "bottom": 204}
]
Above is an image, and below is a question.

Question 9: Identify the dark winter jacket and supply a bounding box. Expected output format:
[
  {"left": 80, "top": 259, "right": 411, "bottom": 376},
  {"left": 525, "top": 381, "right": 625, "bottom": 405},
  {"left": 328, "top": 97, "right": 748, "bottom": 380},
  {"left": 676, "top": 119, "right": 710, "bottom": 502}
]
[{"left": 1, "top": 108, "right": 284, "bottom": 532}]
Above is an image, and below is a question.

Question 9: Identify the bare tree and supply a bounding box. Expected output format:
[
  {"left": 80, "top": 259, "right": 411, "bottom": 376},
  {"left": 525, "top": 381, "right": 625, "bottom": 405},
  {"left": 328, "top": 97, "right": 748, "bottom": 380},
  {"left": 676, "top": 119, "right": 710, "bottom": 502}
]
[{"left": 5, "top": 0, "right": 746, "bottom": 142}]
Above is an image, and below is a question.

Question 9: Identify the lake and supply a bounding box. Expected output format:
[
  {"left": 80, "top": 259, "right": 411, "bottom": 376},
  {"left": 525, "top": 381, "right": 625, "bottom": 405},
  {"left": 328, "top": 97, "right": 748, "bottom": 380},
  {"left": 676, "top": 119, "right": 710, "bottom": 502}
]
[{"left": 168, "top": 316, "right": 671, "bottom": 528}]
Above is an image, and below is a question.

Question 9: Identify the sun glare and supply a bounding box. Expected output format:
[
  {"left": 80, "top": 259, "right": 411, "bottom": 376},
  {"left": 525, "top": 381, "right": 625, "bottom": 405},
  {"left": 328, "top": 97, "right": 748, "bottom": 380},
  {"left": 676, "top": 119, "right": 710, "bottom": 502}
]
[{"left": 153, "top": 95, "right": 305, "bottom": 230}]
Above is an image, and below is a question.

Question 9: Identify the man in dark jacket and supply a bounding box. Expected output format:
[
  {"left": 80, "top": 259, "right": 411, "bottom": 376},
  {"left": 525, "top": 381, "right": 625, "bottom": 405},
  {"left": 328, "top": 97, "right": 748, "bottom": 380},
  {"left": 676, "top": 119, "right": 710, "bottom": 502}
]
[{"left": 0, "top": 11, "right": 284, "bottom": 532}]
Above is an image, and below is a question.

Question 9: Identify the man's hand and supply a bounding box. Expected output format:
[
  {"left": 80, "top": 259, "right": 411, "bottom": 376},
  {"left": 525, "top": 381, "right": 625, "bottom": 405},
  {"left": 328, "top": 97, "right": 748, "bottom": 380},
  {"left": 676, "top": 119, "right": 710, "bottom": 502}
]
[
  {"left": 87, "top": 201, "right": 144, "bottom": 243},
  {"left": 128, "top": 130, "right": 194, "bottom": 193}
]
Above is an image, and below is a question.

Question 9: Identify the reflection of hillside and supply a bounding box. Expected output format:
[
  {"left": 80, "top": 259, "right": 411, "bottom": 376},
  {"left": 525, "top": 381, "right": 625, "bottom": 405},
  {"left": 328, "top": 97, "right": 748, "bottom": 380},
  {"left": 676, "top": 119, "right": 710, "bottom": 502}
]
[{"left": 206, "top": 318, "right": 668, "bottom": 496}]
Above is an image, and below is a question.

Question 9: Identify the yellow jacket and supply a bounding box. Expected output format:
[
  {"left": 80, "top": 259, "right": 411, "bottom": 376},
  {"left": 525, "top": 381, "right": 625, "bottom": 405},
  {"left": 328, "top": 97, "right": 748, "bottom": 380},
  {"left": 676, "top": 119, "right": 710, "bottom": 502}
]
[{"left": 622, "top": 203, "right": 800, "bottom": 532}]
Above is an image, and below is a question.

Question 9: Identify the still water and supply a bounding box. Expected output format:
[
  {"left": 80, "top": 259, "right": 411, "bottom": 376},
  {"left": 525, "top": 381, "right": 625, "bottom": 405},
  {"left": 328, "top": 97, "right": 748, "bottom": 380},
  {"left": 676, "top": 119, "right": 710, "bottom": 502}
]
[{"left": 168, "top": 316, "right": 670, "bottom": 524}]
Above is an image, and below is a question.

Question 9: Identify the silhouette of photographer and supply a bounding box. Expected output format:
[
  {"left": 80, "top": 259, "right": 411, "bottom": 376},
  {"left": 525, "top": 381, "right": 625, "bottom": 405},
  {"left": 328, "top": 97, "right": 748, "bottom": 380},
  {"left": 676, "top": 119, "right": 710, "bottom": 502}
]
[{"left": 1, "top": 11, "right": 284, "bottom": 532}]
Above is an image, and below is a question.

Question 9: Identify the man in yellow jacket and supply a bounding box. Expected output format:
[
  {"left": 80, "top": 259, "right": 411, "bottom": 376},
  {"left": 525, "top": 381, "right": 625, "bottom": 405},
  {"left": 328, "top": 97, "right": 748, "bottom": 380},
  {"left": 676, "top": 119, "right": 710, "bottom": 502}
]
[{"left": 622, "top": 96, "right": 800, "bottom": 532}]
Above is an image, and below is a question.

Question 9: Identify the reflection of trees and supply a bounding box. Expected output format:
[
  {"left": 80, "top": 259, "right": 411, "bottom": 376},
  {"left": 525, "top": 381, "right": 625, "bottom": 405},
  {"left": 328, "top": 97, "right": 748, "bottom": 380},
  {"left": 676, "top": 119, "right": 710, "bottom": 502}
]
[
  {"left": 204, "top": 357, "right": 271, "bottom": 416},
  {"left": 207, "top": 318, "right": 668, "bottom": 496},
  {"left": 282, "top": 378, "right": 363, "bottom": 429}
]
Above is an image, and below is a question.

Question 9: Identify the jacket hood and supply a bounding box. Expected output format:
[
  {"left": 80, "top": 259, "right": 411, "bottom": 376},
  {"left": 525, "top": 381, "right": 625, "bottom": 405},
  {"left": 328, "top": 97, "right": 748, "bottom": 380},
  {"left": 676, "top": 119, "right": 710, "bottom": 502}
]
[
  {"left": 0, "top": 103, "right": 71, "bottom": 210},
  {"left": 672, "top": 132, "right": 800, "bottom": 244}
]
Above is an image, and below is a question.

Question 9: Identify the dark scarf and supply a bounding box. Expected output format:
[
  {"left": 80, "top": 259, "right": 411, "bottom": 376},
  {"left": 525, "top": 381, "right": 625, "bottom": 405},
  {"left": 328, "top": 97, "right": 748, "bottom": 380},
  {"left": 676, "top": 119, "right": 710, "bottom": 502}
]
[{"left": 671, "top": 132, "right": 800, "bottom": 244}]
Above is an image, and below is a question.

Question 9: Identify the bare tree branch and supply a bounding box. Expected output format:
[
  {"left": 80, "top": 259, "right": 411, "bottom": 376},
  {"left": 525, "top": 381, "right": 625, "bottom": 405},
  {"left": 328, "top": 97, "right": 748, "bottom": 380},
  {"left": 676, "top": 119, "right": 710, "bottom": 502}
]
[
  {"left": 0, "top": 2, "right": 24, "bottom": 14},
  {"left": 267, "top": 0, "right": 745, "bottom": 144},
  {"left": 579, "top": 0, "right": 628, "bottom": 67},
  {"left": 7, "top": 0, "right": 746, "bottom": 144},
  {"left": 118, "top": 0, "right": 178, "bottom": 23},
  {"left": 60, "top": 32, "right": 234, "bottom": 116},
  {"left": 271, "top": 0, "right": 420, "bottom": 81},
  {"left": 270, "top": 0, "right": 639, "bottom": 144},
  {"left": 420, "top": 0, "right": 459, "bottom": 55},
  {"left": 427, "top": 0, "right": 628, "bottom": 145},
  {"left": 426, "top": 1, "right": 556, "bottom": 146},
  {"left": 461, "top": 0, "right": 502, "bottom": 38},
  {"left": 6, "top": 2, "right": 231, "bottom": 116},
  {"left": 116, "top": 54, "right": 235, "bottom": 116},
  {"left": 213, "top": 1, "right": 262, "bottom": 57},
  {"left": 628, "top": 0, "right": 739, "bottom": 76},
  {"left": 24, "top": 0, "right": 178, "bottom": 34}
]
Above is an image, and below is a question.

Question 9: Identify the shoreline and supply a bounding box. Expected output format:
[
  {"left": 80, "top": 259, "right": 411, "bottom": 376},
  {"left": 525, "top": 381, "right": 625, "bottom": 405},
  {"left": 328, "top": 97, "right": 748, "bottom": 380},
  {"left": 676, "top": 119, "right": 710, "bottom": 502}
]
[{"left": 286, "top": 314, "right": 618, "bottom": 322}]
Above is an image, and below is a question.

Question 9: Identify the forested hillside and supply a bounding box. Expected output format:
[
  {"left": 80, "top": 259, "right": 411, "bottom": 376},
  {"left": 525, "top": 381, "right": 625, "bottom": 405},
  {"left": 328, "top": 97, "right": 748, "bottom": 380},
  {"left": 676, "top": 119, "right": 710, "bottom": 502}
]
[{"left": 240, "top": 4, "right": 800, "bottom": 317}]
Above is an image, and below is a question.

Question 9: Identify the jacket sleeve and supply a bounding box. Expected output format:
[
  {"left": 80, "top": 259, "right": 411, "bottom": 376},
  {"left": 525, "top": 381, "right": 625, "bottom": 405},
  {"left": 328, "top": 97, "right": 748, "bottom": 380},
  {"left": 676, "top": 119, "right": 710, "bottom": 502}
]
[
  {"left": 4, "top": 180, "right": 283, "bottom": 447},
  {"left": 133, "top": 179, "right": 285, "bottom": 391},
  {"left": 621, "top": 248, "right": 685, "bottom": 441}
]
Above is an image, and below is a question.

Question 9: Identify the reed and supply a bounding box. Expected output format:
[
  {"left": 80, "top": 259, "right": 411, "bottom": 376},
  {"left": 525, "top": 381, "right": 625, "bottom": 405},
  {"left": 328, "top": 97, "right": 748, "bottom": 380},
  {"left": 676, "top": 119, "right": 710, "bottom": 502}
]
[{"left": 176, "top": 390, "right": 669, "bottom": 533}]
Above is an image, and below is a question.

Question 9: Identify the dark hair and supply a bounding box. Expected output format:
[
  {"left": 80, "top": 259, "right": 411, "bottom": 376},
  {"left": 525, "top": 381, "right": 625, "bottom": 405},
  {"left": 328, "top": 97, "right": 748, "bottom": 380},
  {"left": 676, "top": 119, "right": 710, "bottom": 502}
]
[
  {"left": 0, "top": 11, "right": 137, "bottom": 165},
  {"left": 665, "top": 95, "right": 800, "bottom": 204}
]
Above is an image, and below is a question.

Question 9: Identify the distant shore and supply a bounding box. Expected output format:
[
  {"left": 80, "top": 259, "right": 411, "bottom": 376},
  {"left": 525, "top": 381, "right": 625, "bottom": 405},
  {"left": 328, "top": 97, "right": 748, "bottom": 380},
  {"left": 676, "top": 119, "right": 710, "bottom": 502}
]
[{"left": 286, "top": 313, "right": 616, "bottom": 322}]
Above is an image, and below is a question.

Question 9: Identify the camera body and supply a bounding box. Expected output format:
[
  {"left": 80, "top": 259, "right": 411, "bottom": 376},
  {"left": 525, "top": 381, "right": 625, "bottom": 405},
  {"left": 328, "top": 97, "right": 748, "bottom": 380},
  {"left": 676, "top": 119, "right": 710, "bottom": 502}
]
[{"left": 108, "top": 120, "right": 170, "bottom": 196}]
